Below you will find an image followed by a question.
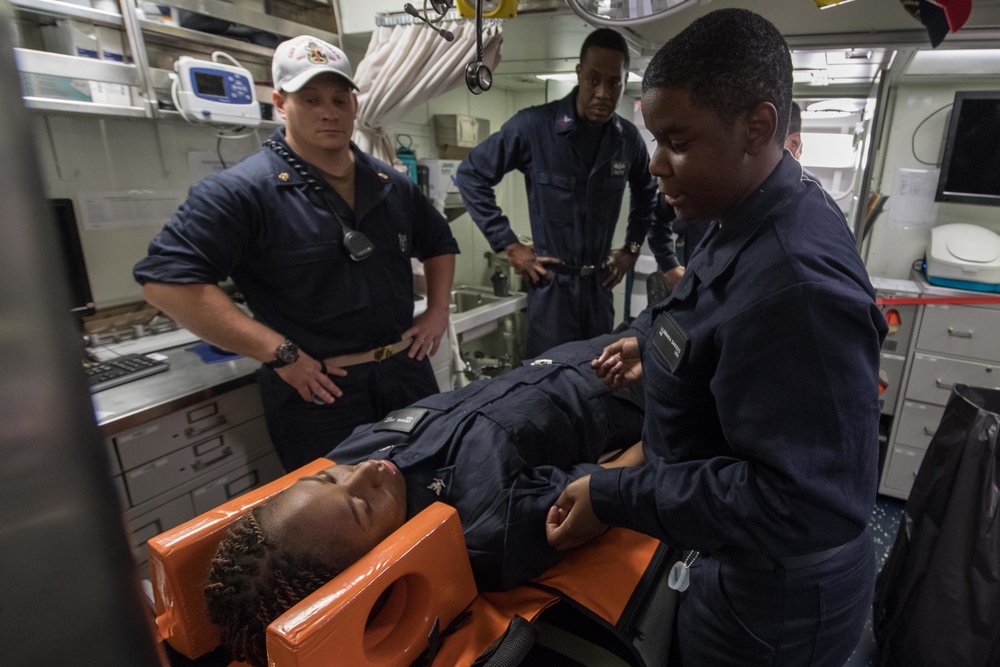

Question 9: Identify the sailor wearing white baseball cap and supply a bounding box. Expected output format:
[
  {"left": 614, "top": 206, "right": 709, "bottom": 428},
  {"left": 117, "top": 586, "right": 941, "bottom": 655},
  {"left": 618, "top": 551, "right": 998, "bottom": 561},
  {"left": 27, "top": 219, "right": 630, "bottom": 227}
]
[
  {"left": 272, "top": 35, "right": 358, "bottom": 92},
  {"left": 135, "top": 35, "right": 458, "bottom": 472}
]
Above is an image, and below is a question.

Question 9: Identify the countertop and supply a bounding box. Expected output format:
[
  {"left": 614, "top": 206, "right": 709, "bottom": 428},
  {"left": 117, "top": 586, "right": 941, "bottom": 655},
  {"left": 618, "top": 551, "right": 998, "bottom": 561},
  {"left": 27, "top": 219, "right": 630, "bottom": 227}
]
[
  {"left": 91, "top": 343, "right": 260, "bottom": 435},
  {"left": 91, "top": 291, "right": 529, "bottom": 435}
]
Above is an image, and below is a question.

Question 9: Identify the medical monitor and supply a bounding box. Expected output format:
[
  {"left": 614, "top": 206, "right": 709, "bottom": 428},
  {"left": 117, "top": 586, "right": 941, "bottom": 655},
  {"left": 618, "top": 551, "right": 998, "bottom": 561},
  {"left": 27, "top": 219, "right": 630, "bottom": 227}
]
[
  {"left": 49, "top": 198, "right": 96, "bottom": 318},
  {"left": 934, "top": 91, "right": 1000, "bottom": 207}
]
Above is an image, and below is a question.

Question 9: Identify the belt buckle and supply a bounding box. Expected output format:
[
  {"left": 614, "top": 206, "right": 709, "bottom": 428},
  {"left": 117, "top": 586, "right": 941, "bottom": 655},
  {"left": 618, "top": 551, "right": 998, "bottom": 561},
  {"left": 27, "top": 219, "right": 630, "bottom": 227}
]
[
  {"left": 373, "top": 343, "right": 395, "bottom": 362},
  {"left": 580, "top": 265, "right": 596, "bottom": 276}
]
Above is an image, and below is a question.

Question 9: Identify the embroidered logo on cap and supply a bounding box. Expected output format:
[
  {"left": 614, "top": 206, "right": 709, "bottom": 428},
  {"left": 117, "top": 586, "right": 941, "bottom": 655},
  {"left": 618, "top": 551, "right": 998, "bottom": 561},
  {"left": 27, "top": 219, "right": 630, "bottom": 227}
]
[{"left": 305, "top": 43, "right": 328, "bottom": 65}]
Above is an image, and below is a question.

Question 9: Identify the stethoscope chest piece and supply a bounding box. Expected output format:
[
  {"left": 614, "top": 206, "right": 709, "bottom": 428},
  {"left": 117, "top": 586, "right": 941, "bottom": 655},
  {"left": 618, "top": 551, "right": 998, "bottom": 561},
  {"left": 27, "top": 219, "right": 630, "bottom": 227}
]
[{"left": 465, "top": 60, "right": 492, "bottom": 95}]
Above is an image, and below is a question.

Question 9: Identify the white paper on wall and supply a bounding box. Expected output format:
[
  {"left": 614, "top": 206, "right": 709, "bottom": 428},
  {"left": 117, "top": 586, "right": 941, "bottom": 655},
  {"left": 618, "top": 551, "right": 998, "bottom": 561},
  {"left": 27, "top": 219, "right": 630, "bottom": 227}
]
[
  {"left": 77, "top": 190, "right": 185, "bottom": 230},
  {"left": 888, "top": 168, "right": 940, "bottom": 230}
]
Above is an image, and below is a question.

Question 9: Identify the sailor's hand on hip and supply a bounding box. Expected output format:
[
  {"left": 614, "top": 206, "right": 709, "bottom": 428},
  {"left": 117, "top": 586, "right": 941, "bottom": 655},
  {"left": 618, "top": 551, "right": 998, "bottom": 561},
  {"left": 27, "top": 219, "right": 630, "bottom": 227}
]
[
  {"left": 404, "top": 306, "right": 449, "bottom": 361},
  {"left": 506, "top": 241, "right": 558, "bottom": 285},
  {"left": 602, "top": 248, "right": 638, "bottom": 288},
  {"left": 276, "top": 352, "right": 345, "bottom": 404}
]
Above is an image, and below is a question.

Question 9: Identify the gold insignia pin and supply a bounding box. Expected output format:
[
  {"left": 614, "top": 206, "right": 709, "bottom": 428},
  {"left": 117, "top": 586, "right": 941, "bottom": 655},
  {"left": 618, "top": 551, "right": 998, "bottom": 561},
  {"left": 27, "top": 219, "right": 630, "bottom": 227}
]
[
  {"left": 278, "top": 172, "right": 289, "bottom": 181},
  {"left": 378, "top": 172, "right": 389, "bottom": 180}
]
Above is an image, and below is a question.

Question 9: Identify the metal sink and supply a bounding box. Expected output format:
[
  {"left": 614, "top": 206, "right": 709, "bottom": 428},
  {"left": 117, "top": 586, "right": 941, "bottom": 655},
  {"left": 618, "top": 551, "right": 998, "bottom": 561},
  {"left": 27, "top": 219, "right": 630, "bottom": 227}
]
[
  {"left": 449, "top": 285, "right": 526, "bottom": 342},
  {"left": 452, "top": 289, "right": 501, "bottom": 313}
]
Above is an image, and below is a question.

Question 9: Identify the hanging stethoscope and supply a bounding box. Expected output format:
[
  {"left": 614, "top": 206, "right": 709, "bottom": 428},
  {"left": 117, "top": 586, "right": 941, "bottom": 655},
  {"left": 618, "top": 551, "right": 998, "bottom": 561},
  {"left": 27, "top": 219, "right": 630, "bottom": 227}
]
[
  {"left": 403, "top": 0, "right": 493, "bottom": 95},
  {"left": 464, "top": 0, "right": 492, "bottom": 94}
]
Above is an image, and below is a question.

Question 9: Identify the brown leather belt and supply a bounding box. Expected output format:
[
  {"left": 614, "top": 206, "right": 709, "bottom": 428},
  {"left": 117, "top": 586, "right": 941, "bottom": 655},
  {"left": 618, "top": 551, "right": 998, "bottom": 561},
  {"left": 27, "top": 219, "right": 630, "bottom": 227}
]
[{"left": 323, "top": 338, "right": 413, "bottom": 369}]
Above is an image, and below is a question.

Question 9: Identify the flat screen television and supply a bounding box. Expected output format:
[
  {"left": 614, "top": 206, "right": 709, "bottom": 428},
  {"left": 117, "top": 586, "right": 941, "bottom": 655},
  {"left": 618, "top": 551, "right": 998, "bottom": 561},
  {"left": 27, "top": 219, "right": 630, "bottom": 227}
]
[
  {"left": 934, "top": 90, "right": 1000, "bottom": 207},
  {"left": 49, "top": 198, "right": 96, "bottom": 318}
]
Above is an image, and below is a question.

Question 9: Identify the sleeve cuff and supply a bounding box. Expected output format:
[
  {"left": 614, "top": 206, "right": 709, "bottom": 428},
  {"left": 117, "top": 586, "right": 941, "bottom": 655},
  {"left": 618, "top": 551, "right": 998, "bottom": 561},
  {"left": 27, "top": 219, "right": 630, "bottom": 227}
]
[
  {"left": 493, "top": 228, "right": 521, "bottom": 253},
  {"left": 588, "top": 468, "right": 626, "bottom": 526},
  {"left": 657, "top": 256, "right": 681, "bottom": 272}
]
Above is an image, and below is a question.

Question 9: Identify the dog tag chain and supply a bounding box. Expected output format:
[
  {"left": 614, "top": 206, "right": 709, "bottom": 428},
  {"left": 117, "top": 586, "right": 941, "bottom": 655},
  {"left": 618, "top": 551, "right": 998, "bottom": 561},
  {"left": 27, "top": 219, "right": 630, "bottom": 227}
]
[{"left": 667, "top": 550, "right": 700, "bottom": 592}]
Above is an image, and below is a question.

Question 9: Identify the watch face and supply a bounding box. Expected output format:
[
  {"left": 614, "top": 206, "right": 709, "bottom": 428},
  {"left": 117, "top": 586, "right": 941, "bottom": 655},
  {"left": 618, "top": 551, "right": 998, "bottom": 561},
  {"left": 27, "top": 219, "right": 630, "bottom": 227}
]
[
  {"left": 628, "top": 242, "right": 640, "bottom": 254},
  {"left": 276, "top": 340, "right": 299, "bottom": 364}
]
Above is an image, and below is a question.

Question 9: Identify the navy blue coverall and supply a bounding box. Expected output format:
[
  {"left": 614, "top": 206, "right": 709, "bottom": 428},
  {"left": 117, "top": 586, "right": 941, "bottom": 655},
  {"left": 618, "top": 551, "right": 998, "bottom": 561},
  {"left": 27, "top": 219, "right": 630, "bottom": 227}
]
[
  {"left": 329, "top": 328, "right": 646, "bottom": 592},
  {"left": 134, "top": 128, "right": 460, "bottom": 471},
  {"left": 456, "top": 89, "right": 659, "bottom": 358},
  {"left": 589, "top": 154, "right": 888, "bottom": 665}
]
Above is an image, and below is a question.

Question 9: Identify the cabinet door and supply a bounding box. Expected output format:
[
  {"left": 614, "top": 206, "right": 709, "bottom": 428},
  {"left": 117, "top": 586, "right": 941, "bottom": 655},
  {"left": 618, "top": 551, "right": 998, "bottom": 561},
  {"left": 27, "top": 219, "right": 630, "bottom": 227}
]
[{"left": 916, "top": 305, "right": 1000, "bottom": 363}]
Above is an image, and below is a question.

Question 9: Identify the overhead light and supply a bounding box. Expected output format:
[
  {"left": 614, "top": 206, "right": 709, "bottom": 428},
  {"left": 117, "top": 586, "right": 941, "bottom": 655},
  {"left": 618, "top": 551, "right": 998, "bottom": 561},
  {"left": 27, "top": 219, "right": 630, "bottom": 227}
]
[
  {"left": 906, "top": 49, "right": 1000, "bottom": 76},
  {"left": 535, "top": 72, "right": 643, "bottom": 82}
]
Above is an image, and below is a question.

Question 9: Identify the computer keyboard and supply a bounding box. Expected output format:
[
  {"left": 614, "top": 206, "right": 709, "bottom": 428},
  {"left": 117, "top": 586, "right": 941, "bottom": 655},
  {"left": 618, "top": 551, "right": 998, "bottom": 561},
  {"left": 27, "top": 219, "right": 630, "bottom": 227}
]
[
  {"left": 84, "top": 354, "right": 170, "bottom": 393},
  {"left": 88, "top": 327, "right": 201, "bottom": 361}
]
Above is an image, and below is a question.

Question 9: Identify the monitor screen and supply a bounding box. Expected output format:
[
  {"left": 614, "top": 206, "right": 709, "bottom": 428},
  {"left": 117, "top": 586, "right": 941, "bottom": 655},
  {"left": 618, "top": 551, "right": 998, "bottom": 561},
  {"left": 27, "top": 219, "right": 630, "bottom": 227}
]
[
  {"left": 49, "top": 198, "right": 96, "bottom": 317},
  {"left": 935, "top": 91, "right": 1000, "bottom": 207}
]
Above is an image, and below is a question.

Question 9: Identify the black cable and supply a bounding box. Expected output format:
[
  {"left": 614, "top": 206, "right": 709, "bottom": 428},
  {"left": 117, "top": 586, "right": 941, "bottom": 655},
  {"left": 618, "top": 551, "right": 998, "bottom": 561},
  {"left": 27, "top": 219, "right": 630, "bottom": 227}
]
[
  {"left": 216, "top": 135, "right": 228, "bottom": 169},
  {"left": 476, "top": 0, "right": 484, "bottom": 61},
  {"left": 910, "top": 104, "right": 952, "bottom": 166}
]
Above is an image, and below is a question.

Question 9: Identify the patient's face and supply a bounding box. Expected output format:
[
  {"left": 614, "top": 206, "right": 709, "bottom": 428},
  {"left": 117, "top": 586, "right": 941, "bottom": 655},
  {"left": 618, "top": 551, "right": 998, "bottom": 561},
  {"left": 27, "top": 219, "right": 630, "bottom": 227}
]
[{"left": 267, "top": 460, "right": 408, "bottom": 567}]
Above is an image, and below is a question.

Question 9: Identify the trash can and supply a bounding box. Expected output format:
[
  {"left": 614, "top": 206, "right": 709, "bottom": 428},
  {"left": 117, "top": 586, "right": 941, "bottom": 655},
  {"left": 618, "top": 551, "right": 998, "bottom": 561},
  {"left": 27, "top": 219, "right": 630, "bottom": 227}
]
[{"left": 873, "top": 384, "right": 1000, "bottom": 666}]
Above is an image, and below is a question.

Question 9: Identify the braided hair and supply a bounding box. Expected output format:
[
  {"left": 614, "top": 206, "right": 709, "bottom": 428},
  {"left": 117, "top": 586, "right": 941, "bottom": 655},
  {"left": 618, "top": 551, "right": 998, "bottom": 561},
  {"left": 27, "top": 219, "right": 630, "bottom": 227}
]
[{"left": 203, "top": 506, "right": 347, "bottom": 667}]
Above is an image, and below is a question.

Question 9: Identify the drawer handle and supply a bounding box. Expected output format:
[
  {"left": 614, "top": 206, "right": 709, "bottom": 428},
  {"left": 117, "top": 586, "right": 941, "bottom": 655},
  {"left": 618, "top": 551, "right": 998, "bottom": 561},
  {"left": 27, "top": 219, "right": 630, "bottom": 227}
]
[
  {"left": 947, "top": 327, "right": 974, "bottom": 339},
  {"left": 191, "top": 446, "right": 233, "bottom": 471},
  {"left": 923, "top": 426, "right": 937, "bottom": 436},
  {"left": 935, "top": 379, "right": 955, "bottom": 391},
  {"left": 185, "top": 415, "right": 228, "bottom": 439}
]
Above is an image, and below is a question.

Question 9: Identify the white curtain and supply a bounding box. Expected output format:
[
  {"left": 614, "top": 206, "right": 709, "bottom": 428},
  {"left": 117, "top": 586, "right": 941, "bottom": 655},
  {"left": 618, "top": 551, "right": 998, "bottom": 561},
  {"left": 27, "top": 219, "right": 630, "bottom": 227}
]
[{"left": 352, "top": 20, "right": 503, "bottom": 164}]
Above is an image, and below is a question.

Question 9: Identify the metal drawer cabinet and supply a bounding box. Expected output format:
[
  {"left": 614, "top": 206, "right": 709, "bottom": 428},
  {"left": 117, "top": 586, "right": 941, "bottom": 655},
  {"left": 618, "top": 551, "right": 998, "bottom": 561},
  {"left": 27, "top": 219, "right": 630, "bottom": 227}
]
[
  {"left": 112, "top": 383, "right": 265, "bottom": 472},
  {"left": 123, "top": 416, "right": 271, "bottom": 506},
  {"left": 126, "top": 493, "right": 195, "bottom": 572},
  {"left": 881, "top": 445, "right": 925, "bottom": 499},
  {"left": 915, "top": 304, "right": 1000, "bottom": 364},
  {"left": 904, "top": 353, "right": 1000, "bottom": 407},
  {"left": 191, "top": 450, "right": 284, "bottom": 514},
  {"left": 893, "top": 400, "right": 946, "bottom": 451}
]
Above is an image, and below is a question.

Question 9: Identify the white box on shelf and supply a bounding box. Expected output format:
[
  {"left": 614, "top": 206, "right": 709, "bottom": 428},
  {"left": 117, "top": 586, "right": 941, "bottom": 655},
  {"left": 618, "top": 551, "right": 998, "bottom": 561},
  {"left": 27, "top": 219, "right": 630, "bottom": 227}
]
[
  {"left": 418, "top": 159, "right": 464, "bottom": 208},
  {"left": 93, "top": 25, "right": 131, "bottom": 106}
]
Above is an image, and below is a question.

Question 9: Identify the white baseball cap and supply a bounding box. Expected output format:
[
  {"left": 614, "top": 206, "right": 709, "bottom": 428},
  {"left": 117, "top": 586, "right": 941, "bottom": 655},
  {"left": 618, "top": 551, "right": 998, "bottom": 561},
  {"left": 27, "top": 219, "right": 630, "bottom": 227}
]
[{"left": 272, "top": 35, "right": 358, "bottom": 93}]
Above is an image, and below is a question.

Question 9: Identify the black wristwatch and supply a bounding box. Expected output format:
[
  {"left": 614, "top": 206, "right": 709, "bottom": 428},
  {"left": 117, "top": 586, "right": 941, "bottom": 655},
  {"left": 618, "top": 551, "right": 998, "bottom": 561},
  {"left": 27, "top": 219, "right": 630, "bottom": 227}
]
[
  {"left": 266, "top": 339, "right": 299, "bottom": 369},
  {"left": 625, "top": 241, "right": 641, "bottom": 255}
]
